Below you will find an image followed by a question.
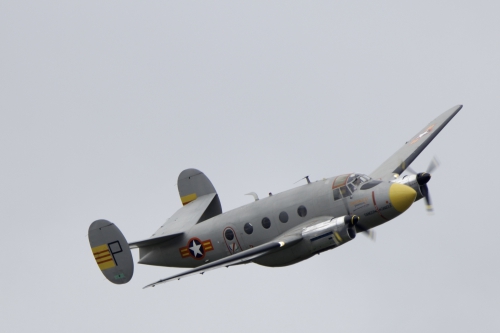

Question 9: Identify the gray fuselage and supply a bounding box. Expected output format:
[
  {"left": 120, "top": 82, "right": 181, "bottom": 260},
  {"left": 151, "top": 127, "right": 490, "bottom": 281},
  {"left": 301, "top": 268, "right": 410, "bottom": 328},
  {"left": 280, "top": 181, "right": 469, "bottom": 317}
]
[{"left": 139, "top": 173, "right": 412, "bottom": 268}]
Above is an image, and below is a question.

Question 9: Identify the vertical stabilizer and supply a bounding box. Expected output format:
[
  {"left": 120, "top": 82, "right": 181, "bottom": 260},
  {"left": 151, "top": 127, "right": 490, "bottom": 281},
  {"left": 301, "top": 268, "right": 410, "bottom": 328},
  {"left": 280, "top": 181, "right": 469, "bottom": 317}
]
[
  {"left": 177, "top": 169, "right": 222, "bottom": 221},
  {"left": 178, "top": 169, "right": 217, "bottom": 204}
]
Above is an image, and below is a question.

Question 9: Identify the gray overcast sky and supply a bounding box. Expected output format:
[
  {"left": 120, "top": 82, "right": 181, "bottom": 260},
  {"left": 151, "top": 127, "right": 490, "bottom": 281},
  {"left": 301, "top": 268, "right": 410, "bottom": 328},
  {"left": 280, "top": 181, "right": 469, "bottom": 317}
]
[{"left": 1, "top": 1, "right": 499, "bottom": 332}]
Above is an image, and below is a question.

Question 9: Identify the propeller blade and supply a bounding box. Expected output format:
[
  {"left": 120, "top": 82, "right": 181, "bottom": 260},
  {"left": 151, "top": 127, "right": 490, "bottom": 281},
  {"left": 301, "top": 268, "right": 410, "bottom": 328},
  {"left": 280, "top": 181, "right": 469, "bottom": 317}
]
[
  {"left": 362, "top": 230, "right": 376, "bottom": 241},
  {"left": 406, "top": 165, "right": 418, "bottom": 175},
  {"left": 426, "top": 157, "right": 440, "bottom": 174},
  {"left": 407, "top": 157, "right": 438, "bottom": 214},
  {"left": 420, "top": 184, "right": 433, "bottom": 213},
  {"left": 356, "top": 223, "right": 376, "bottom": 241}
]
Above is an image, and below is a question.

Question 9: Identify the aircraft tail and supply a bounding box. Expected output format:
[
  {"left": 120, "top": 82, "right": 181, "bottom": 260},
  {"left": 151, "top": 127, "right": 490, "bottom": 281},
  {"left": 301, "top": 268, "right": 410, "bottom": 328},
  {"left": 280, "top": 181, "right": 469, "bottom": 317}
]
[
  {"left": 178, "top": 169, "right": 222, "bottom": 218},
  {"left": 88, "top": 219, "right": 134, "bottom": 284}
]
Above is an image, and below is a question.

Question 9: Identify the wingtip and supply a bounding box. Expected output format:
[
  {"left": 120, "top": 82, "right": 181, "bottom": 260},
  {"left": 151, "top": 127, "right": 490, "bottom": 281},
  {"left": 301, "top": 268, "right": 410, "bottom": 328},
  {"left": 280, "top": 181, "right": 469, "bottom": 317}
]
[
  {"left": 445, "top": 105, "right": 462, "bottom": 116},
  {"left": 143, "top": 282, "right": 157, "bottom": 289}
]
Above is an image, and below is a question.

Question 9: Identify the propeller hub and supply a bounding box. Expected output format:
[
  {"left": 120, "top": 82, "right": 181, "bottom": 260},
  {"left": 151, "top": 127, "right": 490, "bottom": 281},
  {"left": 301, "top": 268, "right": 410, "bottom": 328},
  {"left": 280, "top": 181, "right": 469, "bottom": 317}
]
[
  {"left": 344, "top": 215, "right": 359, "bottom": 227},
  {"left": 417, "top": 172, "right": 431, "bottom": 185}
]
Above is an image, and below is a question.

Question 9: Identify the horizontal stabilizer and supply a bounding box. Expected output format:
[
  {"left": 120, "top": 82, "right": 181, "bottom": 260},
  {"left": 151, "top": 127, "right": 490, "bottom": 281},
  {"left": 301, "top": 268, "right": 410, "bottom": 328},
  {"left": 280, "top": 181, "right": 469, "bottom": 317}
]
[
  {"left": 153, "top": 192, "right": 221, "bottom": 237},
  {"left": 88, "top": 220, "right": 134, "bottom": 284},
  {"left": 128, "top": 232, "right": 183, "bottom": 249}
]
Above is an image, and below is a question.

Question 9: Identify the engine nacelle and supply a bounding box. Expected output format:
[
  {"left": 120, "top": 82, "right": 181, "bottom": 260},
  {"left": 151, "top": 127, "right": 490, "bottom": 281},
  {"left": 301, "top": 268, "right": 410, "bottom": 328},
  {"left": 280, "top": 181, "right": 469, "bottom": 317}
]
[
  {"left": 393, "top": 175, "right": 424, "bottom": 201},
  {"left": 301, "top": 215, "right": 357, "bottom": 254},
  {"left": 253, "top": 215, "right": 358, "bottom": 267}
]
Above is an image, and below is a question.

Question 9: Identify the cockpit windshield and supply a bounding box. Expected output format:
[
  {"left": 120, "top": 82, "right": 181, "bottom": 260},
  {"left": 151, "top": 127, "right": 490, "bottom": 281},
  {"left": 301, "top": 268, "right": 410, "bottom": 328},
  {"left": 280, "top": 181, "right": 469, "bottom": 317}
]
[{"left": 332, "top": 173, "right": 371, "bottom": 201}]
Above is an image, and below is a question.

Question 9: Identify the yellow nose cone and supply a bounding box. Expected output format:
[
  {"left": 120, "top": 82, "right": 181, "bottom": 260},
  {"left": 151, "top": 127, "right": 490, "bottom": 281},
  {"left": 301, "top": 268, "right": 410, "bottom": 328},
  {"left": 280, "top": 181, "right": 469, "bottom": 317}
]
[{"left": 390, "top": 183, "right": 417, "bottom": 213}]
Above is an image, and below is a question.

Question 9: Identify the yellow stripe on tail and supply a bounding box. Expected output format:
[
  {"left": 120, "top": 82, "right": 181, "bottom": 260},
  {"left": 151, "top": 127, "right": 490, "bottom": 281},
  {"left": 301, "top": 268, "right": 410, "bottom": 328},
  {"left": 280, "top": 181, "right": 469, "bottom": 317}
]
[{"left": 92, "top": 244, "right": 116, "bottom": 270}]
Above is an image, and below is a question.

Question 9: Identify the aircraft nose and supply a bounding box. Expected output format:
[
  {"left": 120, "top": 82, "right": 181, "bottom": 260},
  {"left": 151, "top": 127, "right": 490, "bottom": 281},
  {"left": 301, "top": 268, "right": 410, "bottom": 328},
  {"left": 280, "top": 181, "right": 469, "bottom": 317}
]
[{"left": 389, "top": 183, "right": 417, "bottom": 213}]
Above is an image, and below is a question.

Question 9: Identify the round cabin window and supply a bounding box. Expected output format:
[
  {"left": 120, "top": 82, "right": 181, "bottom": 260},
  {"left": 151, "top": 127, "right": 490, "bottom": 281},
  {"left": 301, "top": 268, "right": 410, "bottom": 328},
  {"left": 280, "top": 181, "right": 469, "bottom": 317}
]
[
  {"left": 244, "top": 223, "right": 253, "bottom": 234},
  {"left": 279, "top": 211, "right": 289, "bottom": 223},
  {"left": 224, "top": 228, "right": 234, "bottom": 240},
  {"left": 261, "top": 217, "right": 271, "bottom": 229},
  {"left": 297, "top": 205, "right": 307, "bottom": 217}
]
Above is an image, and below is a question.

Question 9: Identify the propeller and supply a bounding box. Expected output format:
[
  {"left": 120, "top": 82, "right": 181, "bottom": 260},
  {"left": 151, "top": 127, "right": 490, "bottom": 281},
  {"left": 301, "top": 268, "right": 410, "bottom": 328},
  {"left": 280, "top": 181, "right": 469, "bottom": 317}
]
[
  {"left": 358, "top": 225, "right": 376, "bottom": 240},
  {"left": 345, "top": 215, "right": 376, "bottom": 241},
  {"left": 341, "top": 215, "right": 359, "bottom": 240},
  {"left": 406, "top": 157, "right": 440, "bottom": 213}
]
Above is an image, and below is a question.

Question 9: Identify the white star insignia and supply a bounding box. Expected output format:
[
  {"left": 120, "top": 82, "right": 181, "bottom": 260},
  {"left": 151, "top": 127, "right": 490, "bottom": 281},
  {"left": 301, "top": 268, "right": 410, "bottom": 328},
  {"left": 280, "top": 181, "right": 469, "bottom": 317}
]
[{"left": 189, "top": 240, "right": 203, "bottom": 257}]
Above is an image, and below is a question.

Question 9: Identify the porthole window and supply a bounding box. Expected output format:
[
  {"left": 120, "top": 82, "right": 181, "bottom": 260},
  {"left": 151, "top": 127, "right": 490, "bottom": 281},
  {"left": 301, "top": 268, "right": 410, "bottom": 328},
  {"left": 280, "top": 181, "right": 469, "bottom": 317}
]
[
  {"left": 297, "top": 205, "right": 307, "bottom": 217},
  {"left": 279, "top": 211, "right": 289, "bottom": 223},
  {"left": 244, "top": 223, "right": 253, "bottom": 234},
  {"left": 225, "top": 228, "right": 234, "bottom": 240},
  {"left": 261, "top": 217, "right": 271, "bottom": 229}
]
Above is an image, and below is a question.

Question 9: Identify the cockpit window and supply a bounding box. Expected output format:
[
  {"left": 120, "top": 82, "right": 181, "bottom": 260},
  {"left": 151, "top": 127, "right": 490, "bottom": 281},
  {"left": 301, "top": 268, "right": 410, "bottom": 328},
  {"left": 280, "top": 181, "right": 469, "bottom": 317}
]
[
  {"left": 332, "top": 174, "right": 350, "bottom": 188},
  {"left": 333, "top": 188, "right": 341, "bottom": 200},
  {"left": 339, "top": 186, "right": 350, "bottom": 198},
  {"left": 333, "top": 173, "right": 371, "bottom": 201}
]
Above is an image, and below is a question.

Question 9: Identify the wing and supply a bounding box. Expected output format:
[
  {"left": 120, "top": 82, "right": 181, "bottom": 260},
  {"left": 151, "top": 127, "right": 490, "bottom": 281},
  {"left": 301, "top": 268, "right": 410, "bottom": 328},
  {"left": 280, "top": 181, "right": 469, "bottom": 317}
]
[
  {"left": 143, "top": 233, "right": 302, "bottom": 289},
  {"left": 370, "top": 105, "right": 462, "bottom": 181}
]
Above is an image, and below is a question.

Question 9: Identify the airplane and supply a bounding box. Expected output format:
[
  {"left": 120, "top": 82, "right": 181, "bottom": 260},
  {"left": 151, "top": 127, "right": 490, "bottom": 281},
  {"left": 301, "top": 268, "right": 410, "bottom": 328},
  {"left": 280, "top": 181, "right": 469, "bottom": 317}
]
[{"left": 88, "top": 105, "right": 462, "bottom": 288}]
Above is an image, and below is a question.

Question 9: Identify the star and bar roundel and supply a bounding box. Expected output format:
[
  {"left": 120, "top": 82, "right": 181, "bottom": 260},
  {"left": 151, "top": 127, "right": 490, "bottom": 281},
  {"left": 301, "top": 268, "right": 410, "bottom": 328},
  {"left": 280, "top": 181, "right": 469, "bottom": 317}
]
[{"left": 179, "top": 237, "right": 214, "bottom": 260}]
